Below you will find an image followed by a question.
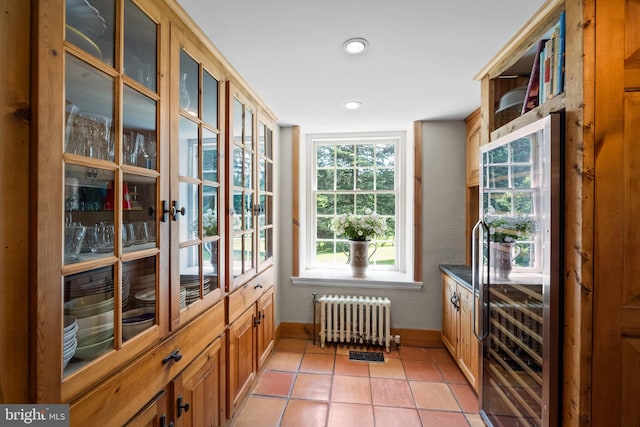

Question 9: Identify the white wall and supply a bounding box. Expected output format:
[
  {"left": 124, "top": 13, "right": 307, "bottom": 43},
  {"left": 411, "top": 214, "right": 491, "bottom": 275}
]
[{"left": 275, "top": 121, "right": 466, "bottom": 331}]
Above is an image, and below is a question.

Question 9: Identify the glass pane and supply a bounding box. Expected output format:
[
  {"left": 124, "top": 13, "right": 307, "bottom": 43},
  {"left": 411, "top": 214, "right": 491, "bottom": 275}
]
[
  {"left": 179, "top": 245, "right": 201, "bottom": 307},
  {"left": 124, "top": 0, "right": 156, "bottom": 91},
  {"left": 66, "top": 0, "right": 114, "bottom": 64},
  {"left": 123, "top": 173, "right": 157, "bottom": 252},
  {"left": 123, "top": 257, "right": 157, "bottom": 341},
  {"left": 511, "top": 138, "right": 532, "bottom": 162},
  {"left": 258, "top": 194, "right": 266, "bottom": 227},
  {"left": 336, "top": 169, "right": 354, "bottom": 190},
  {"left": 265, "top": 161, "right": 273, "bottom": 192},
  {"left": 514, "top": 192, "right": 534, "bottom": 215},
  {"left": 488, "top": 192, "right": 512, "bottom": 215},
  {"left": 179, "top": 49, "right": 198, "bottom": 115},
  {"left": 259, "top": 159, "right": 266, "bottom": 191},
  {"left": 232, "top": 191, "right": 242, "bottom": 231},
  {"left": 317, "top": 218, "right": 333, "bottom": 239},
  {"left": 65, "top": 55, "right": 114, "bottom": 161},
  {"left": 316, "top": 170, "right": 334, "bottom": 191},
  {"left": 203, "top": 185, "right": 218, "bottom": 238},
  {"left": 232, "top": 236, "right": 242, "bottom": 277},
  {"left": 244, "top": 151, "right": 252, "bottom": 189},
  {"left": 336, "top": 145, "right": 354, "bottom": 167},
  {"left": 376, "top": 194, "right": 395, "bottom": 216},
  {"left": 202, "top": 129, "right": 218, "bottom": 182},
  {"left": 356, "top": 168, "right": 374, "bottom": 190},
  {"left": 179, "top": 117, "right": 199, "bottom": 178},
  {"left": 488, "top": 145, "right": 509, "bottom": 164},
  {"left": 266, "top": 127, "right": 273, "bottom": 159},
  {"left": 357, "top": 145, "right": 374, "bottom": 166},
  {"left": 317, "top": 145, "right": 335, "bottom": 167},
  {"left": 259, "top": 228, "right": 273, "bottom": 262},
  {"left": 265, "top": 194, "right": 273, "bottom": 226},
  {"left": 202, "top": 69, "right": 218, "bottom": 127},
  {"left": 355, "top": 194, "right": 375, "bottom": 213},
  {"left": 374, "top": 242, "right": 396, "bottom": 266},
  {"left": 376, "top": 144, "right": 395, "bottom": 167},
  {"left": 204, "top": 240, "right": 219, "bottom": 286},
  {"left": 233, "top": 146, "right": 243, "bottom": 187},
  {"left": 63, "top": 266, "right": 115, "bottom": 374},
  {"left": 179, "top": 182, "right": 199, "bottom": 242},
  {"left": 488, "top": 166, "right": 509, "bottom": 188},
  {"left": 123, "top": 85, "right": 157, "bottom": 169},
  {"left": 244, "top": 233, "right": 253, "bottom": 272},
  {"left": 316, "top": 193, "right": 335, "bottom": 215},
  {"left": 512, "top": 165, "right": 532, "bottom": 188},
  {"left": 64, "top": 165, "right": 114, "bottom": 264},
  {"left": 316, "top": 241, "right": 334, "bottom": 265},
  {"left": 336, "top": 194, "right": 354, "bottom": 214},
  {"left": 233, "top": 99, "right": 243, "bottom": 144},
  {"left": 245, "top": 109, "right": 253, "bottom": 150},
  {"left": 258, "top": 121, "right": 265, "bottom": 156},
  {"left": 376, "top": 169, "right": 394, "bottom": 190},
  {"left": 244, "top": 194, "right": 253, "bottom": 230}
]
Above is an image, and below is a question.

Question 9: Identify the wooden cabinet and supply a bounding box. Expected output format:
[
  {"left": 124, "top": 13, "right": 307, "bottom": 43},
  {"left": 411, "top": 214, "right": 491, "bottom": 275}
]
[
  {"left": 29, "top": 0, "right": 275, "bottom": 423},
  {"left": 227, "top": 304, "right": 256, "bottom": 416},
  {"left": 465, "top": 108, "right": 481, "bottom": 187},
  {"left": 441, "top": 272, "right": 479, "bottom": 393}
]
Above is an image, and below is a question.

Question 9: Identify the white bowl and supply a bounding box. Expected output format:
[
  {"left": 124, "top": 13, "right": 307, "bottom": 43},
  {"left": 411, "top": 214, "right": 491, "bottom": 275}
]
[
  {"left": 122, "top": 308, "right": 155, "bottom": 340},
  {"left": 76, "top": 323, "right": 114, "bottom": 347},
  {"left": 64, "top": 315, "right": 78, "bottom": 333},
  {"left": 73, "top": 336, "right": 114, "bottom": 360},
  {"left": 64, "top": 293, "right": 114, "bottom": 318},
  {"left": 76, "top": 310, "right": 114, "bottom": 330}
]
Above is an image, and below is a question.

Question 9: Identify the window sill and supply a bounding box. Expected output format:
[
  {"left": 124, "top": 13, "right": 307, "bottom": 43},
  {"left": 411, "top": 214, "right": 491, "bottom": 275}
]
[{"left": 291, "top": 269, "right": 423, "bottom": 290}]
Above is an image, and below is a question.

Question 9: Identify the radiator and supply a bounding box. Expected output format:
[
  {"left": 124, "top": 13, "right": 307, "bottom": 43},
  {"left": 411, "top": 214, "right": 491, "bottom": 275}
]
[{"left": 318, "top": 295, "right": 391, "bottom": 352}]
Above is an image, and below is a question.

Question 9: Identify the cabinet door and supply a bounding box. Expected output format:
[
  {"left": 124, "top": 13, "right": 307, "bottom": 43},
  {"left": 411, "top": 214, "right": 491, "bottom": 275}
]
[
  {"left": 257, "top": 287, "right": 274, "bottom": 370},
  {"left": 442, "top": 274, "right": 458, "bottom": 357},
  {"left": 256, "top": 115, "right": 275, "bottom": 272},
  {"left": 125, "top": 390, "right": 171, "bottom": 427},
  {"left": 457, "top": 285, "right": 479, "bottom": 392},
  {"left": 227, "top": 305, "right": 256, "bottom": 417},
  {"left": 172, "top": 336, "right": 225, "bottom": 427},
  {"left": 170, "top": 29, "right": 224, "bottom": 328}
]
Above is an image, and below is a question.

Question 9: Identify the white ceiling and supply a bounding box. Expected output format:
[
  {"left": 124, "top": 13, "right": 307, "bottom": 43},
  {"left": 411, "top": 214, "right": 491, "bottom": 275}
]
[{"left": 176, "top": 0, "right": 545, "bottom": 134}]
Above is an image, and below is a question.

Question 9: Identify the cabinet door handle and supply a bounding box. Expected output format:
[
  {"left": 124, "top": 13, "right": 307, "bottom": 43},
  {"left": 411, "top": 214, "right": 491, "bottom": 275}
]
[
  {"left": 171, "top": 201, "right": 186, "bottom": 221},
  {"left": 161, "top": 200, "right": 171, "bottom": 222},
  {"left": 159, "top": 415, "right": 174, "bottom": 427},
  {"left": 177, "top": 396, "right": 190, "bottom": 417},
  {"left": 162, "top": 349, "right": 183, "bottom": 364}
]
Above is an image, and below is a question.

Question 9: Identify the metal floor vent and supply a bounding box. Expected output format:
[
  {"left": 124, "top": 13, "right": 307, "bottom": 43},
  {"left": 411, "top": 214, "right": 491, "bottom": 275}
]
[{"left": 349, "top": 351, "right": 384, "bottom": 363}]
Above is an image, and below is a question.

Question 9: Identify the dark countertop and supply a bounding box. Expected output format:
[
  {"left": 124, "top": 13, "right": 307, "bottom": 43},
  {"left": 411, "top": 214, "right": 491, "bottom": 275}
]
[{"left": 439, "top": 264, "right": 472, "bottom": 290}]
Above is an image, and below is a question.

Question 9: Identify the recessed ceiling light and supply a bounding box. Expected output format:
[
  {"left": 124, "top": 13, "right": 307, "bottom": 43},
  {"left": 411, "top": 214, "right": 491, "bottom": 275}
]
[
  {"left": 344, "top": 101, "right": 362, "bottom": 110},
  {"left": 343, "top": 38, "right": 368, "bottom": 55}
]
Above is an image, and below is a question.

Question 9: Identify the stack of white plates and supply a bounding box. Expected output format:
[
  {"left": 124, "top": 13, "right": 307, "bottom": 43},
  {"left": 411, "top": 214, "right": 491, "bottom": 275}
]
[
  {"left": 180, "top": 276, "right": 210, "bottom": 305},
  {"left": 122, "top": 307, "right": 155, "bottom": 340},
  {"left": 134, "top": 289, "right": 156, "bottom": 308},
  {"left": 179, "top": 287, "right": 187, "bottom": 309},
  {"left": 63, "top": 315, "right": 78, "bottom": 368},
  {"left": 121, "top": 275, "right": 131, "bottom": 308}
]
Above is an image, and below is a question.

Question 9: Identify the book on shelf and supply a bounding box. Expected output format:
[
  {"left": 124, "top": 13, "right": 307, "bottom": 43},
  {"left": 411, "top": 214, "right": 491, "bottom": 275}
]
[
  {"left": 521, "top": 10, "right": 566, "bottom": 114},
  {"left": 521, "top": 39, "right": 548, "bottom": 114}
]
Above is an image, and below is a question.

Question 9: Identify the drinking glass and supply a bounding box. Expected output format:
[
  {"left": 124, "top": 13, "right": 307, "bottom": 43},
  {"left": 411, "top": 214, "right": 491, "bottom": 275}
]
[{"left": 132, "top": 222, "right": 149, "bottom": 245}]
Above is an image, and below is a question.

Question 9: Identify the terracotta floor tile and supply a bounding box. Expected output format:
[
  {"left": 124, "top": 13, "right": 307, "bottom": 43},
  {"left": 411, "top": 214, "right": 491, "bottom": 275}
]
[
  {"left": 449, "top": 383, "right": 480, "bottom": 413},
  {"left": 305, "top": 341, "right": 337, "bottom": 354},
  {"left": 291, "top": 373, "right": 332, "bottom": 401},
  {"left": 369, "top": 357, "right": 406, "bottom": 379},
  {"left": 275, "top": 338, "right": 309, "bottom": 353},
  {"left": 230, "top": 395, "right": 286, "bottom": 427},
  {"left": 403, "top": 359, "right": 445, "bottom": 382},
  {"left": 326, "top": 402, "right": 374, "bottom": 427},
  {"left": 299, "top": 353, "right": 335, "bottom": 374},
  {"left": 331, "top": 375, "right": 372, "bottom": 404},
  {"left": 419, "top": 409, "right": 470, "bottom": 427},
  {"left": 334, "top": 354, "right": 370, "bottom": 377},
  {"left": 430, "top": 347, "right": 455, "bottom": 363},
  {"left": 265, "top": 351, "right": 303, "bottom": 372},
  {"left": 465, "top": 412, "right": 486, "bottom": 426},
  {"left": 399, "top": 346, "right": 431, "bottom": 361},
  {"left": 373, "top": 406, "right": 422, "bottom": 427},
  {"left": 252, "top": 370, "right": 295, "bottom": 397},
  {"left": 437, "top": 360, "right": 469, "bottom": 384},
  {"left": 410, "top": 381, "right": 461, "bottom": 411},
  {"left": 370, "top": 377, "right": 415, "bottom": 408},
  {"left": 280, "top": 399, "right": 328, "bottom": 427}
]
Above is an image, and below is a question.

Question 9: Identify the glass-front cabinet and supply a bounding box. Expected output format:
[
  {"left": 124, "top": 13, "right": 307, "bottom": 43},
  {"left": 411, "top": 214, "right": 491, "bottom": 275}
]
[
  {"left": 226, "top": 83, "right": 275, "bottom": 291},
  {"left": 170, "top": 29, "right": 224, "bottom": 325}
]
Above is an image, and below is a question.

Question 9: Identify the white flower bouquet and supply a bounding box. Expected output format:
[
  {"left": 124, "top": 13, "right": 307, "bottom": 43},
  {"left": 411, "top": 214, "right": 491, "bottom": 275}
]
[{"left": 329, "top": 208, "right": 387, "bottom": 241}]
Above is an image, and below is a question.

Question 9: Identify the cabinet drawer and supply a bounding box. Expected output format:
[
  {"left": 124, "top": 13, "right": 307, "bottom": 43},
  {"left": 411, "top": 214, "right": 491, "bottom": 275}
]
[
  {"left": 70, "top": 300, "right": 225, "bottom": 426},
  {"left": 227, "top": 268, "right": 274, "bottom": 324}
]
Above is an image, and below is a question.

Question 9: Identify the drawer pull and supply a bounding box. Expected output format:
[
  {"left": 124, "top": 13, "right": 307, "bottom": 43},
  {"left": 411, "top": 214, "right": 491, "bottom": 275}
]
[
  {"left": 177, "top": 396, "right": 190, "bottom": 417},
  {"left": 162, "top": 349, "right": 183, "bottom": 364},
  {"left": 254, "top": 283, "right": 263, "bottom": 289}
]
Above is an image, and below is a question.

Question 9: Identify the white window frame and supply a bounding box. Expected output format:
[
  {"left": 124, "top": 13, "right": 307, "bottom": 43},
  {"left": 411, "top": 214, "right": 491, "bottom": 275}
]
[{"left": 300, "top": 131, "right": 414, "bottom": 284}]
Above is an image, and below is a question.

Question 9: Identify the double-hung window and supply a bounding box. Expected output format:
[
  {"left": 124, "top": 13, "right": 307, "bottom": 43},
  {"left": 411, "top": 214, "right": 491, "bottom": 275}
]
[{"left": 307, "top": 132, "right": 406, "bottom": 273}]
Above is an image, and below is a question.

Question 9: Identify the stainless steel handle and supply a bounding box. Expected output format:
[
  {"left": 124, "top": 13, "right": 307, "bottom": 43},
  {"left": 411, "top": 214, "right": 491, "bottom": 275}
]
[{"left": 472, "top": 220, "right": 489, "bottom": 341}]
